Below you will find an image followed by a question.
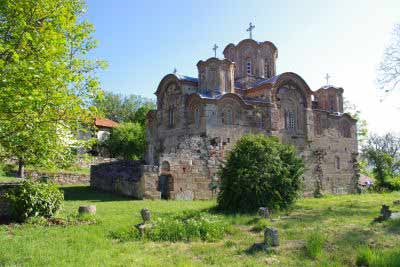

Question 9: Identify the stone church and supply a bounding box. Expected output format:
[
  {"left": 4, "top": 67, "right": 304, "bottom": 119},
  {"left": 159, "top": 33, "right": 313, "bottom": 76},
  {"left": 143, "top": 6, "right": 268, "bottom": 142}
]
[
  {"left": 142, "top": 36, "right": 359, "bottom": 200},
  {"left": 115, "top": 32, "right": 356, "bottom": 200}
]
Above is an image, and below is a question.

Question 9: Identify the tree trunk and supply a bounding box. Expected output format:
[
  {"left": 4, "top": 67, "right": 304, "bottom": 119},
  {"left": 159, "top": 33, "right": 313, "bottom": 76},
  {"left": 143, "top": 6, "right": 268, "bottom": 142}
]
[{"left": 17, "top": 159, "right": 25, "bottom": 179}]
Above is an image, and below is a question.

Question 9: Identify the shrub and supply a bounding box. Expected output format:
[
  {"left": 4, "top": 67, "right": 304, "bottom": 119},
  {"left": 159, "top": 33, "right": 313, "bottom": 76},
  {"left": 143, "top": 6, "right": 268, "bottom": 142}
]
[
  {"left": 217, "top": 134, "right": 304, "bottom": 213},
  {"left": 4, "top": 180, "right": 64, "bottom": 222},
  {"left": 305, "top": 232, "right": 326, "bottom": 259},
  {"left": 109, "top": 212, "right": 231, "bottom": 242}
]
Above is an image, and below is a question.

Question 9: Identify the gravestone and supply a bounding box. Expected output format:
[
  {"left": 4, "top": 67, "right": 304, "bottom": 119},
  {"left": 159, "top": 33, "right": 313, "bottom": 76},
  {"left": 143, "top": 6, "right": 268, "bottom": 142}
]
[
  {"left": 78, "top": 205, "right": 96, "bottom": 215},
  {"left": 140, "top": 208, "right": 151, "bottom": 223},
  {"left": 264, "top": 227, "right": 279, "bottom": 247},
  {"left": 381, "top": 205, "right": 392, "bottom": 220},
  {"left": 258, "top": 207, "right": 270, "bottom": 218}
]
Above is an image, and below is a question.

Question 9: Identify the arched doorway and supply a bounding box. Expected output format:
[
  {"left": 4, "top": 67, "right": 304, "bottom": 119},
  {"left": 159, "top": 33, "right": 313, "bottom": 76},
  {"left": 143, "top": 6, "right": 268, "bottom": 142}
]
[
  {"left": 158, "top": 161, "right": 173, "bottom": 199},
  {"left": 158, "top": 174, "right": 172, "bottom": 199}
]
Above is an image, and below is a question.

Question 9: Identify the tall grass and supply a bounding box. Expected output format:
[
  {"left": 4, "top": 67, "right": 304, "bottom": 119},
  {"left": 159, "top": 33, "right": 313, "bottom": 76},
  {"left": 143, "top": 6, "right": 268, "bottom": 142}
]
[
  {"left": 305, "top": 231, "right": 326, "bottom": 259},
  {"left": 356, "top": 246, "right": 400, "bottom": 267}
]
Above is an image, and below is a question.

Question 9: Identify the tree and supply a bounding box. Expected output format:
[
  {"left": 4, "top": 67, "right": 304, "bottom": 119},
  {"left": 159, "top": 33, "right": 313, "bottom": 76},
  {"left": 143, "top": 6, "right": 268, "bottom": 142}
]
[
  {"left": 0, "top": 0, "right": 105, "bottom": 177},
  {"left": 104, "top": 122, "right": 146, "bottom": 160},
  {"left": 93, "top": 91, "right": 155, "bottom": 125},
  {"left": 378, "top": 23, "right": 400, "bottom": 93},
  {"left": 362, "top": 133, "right": 400, "bottom": 190},
  {"left": 217, "top": 134, "right": 304, "bottom": 213},
  {"left": 343, "top": 99, "right": 368, "bottom": 146}
]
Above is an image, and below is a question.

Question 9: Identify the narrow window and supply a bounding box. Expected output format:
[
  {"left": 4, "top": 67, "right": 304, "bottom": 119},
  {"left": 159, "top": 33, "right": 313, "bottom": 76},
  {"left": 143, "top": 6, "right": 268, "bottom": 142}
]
[
  {"left": 226, "top": 109, "right": 232, "bottom": 124},
  {"left": 194, "top": 108, "right": 200, "bottom": 128},
  {"left": 168, "top": 108, "right": 174, "bottom": 127},
  {"left": 288, "top": 111, "right": 295, "bottom": 129},
  {"left": 335, "top": 156, "right": 340, "bottom": 170},
  {"left": 246, "top": 60, "right": 252, "bottom": 75},
  {"left": 328, "top": 95, "right": 335, "bottom": 112},
  {"left": 260, "top": 113, "right": 265, "bottom": 129},
  {"left": 221, "top": 112, "right": 225, "bottom": 124}
]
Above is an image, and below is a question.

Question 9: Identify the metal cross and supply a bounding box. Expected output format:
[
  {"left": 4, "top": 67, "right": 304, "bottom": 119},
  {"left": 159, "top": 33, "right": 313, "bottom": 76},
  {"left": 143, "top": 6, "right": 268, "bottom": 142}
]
[
  {"left": 212, "top": 44, "right": 218, "bottom": 58},
  {"left": 173, "top": 68, "right": 177, "bottom": 74},
  {"left": 325, "top": 73, "right": 331, "bottom": 85},
  {"left": 247, "top": 22, "right": 255, "bottom": 39}
]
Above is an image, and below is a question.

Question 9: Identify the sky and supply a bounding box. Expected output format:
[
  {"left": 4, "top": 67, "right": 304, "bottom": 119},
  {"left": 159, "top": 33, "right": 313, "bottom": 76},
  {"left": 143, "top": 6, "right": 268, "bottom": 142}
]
[{"left": 85, "top": 0, "right": 400, "bottom": 134}]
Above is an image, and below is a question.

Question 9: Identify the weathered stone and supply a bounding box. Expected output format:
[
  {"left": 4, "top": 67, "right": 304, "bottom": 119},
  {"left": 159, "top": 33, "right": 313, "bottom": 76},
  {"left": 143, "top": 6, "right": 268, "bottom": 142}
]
[
  {"left": 175, "top": 190, "right": 194, "bottom": 200},
  {"left": 140, "top": 208, "right": 151, "bottom": 222},
  {"left": 264, "top": 227, "right": 279, "bottom": 247},
  {"left": 90, "top": 36, "right": 359, "bottom": 200},
  {"left": 78, "top": 205, "right": 96, "bottom": 215},
  {"left": 381, "top": 205, "right": 392, "bottom": 220},
  {"left": 258, "top": 207, "right": 270, "bottom": 218}
]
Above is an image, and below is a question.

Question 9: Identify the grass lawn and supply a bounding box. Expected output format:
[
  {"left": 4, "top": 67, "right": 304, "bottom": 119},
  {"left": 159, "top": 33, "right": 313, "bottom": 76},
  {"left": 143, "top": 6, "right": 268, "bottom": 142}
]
[
  {"left": 0, "top": 186, "right": 399, "bottom": 267},
  {"left": 0, "top": 175, "right": 20, "bottom": 183}
]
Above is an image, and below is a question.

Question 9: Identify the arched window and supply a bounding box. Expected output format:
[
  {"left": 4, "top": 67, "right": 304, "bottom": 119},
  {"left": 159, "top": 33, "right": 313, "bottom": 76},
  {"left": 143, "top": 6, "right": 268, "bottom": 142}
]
[
  {"left": 264, "top": 59, "right": 270, "bottom": 78},
  {"left": 285, "top": 109, "right": 296, "bottom": 129},
  {"left": 341, "top": 120, "right": 351, "bottom": 138},
  {"left": 246, "top": 60, "right": 252, "bottom": 75},
  {"left": 168, "top": 107, "right": 174, "bottom": 127},
  {"left": 194, "top": 107, "right": 200, "bottom": 128},
  {"left": 260, "top": 113, "right": 265, "bottom": 129},
  {"left": 226, "top": 109, "right": 233, "bottom": 124}
]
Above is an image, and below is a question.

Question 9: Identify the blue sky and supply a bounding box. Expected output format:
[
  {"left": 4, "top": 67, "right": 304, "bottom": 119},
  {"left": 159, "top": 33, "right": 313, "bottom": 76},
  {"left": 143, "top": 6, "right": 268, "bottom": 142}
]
[{"left": 86, "top": 0, "right": 400, "bottom": 134}]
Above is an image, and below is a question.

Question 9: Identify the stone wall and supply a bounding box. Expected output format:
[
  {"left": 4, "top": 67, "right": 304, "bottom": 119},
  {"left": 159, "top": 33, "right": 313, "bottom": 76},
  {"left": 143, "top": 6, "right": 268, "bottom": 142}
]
[
  {"left": 24, "top": 170, "right": 90, "bottom": 185},
  {"left": 90, "top": 160, "right": 144, "bottom": 198}
]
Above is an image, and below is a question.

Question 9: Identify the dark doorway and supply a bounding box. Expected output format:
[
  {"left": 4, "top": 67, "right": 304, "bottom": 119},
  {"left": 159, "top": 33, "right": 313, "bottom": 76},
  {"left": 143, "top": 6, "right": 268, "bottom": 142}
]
[{"left": 158, "top": 175, "right": 170, "bottom": 199}]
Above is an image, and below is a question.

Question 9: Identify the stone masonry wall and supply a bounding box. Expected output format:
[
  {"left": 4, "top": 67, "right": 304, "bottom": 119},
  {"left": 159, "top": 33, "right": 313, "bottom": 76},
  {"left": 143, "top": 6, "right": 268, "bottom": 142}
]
[
  {"left": 23, "top": 170, "right": 90, "bottom": 185},
  {"left": 90, "top": 160, "right": 144, "bottom": 198}
]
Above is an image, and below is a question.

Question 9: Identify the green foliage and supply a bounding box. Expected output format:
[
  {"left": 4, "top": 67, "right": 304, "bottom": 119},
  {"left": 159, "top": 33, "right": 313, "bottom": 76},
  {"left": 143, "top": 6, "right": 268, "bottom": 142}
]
[
  {"left": 93, "top": 91, "right": 155, "bottom": 125},
  {"left": 344, "top": 99, "right": 368, "bottom": 145},
  {"left": 305, "top": 231, "right": 326, "bottom": 259},
  {"left": 110, "top": 211, "right": 231, "bottom": 243},
  {"left": 356, "top": 246, "right": 400, "bottom": 267},
  {"left": 4, "top": 180, "right": 64, "bottom": 222},
  {"left": 362, "top": 133, "right": 400, "bottom": 191},
  {"left": 217, "top": 134, "right": 304, "bottom": 212},
  {"left": 0, "top": 0, "right": 105, "bottom": 171},
  {"left": 103, "top": 122, "right": 146, "bottom": 160},
  {"left": 251, "top": 218, "right": 270, "bottom": 232}
]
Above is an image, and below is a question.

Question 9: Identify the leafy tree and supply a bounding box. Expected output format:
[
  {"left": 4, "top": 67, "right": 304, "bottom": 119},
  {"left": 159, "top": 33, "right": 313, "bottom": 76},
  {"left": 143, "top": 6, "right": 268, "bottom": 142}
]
[
  {"left": 344, "top": 99, "right": 368, "bottom": 146},
  {"left": 0, "top": 0, "right": 105, "bottom": 177},
  {"left": 378, "top": 23, "right": 400, "bottom": 93},
  {"left": 94, "top": 91, "right": 155, "bottom": 125},
  {"left": 217, "top": 134, "right": 304, "bottom": 212},
  {"left": 104, "top": 122, "right": 146, "bottom": 160},
  {"left": 362, "top": 133, "right": 400, "bottom": 190}
]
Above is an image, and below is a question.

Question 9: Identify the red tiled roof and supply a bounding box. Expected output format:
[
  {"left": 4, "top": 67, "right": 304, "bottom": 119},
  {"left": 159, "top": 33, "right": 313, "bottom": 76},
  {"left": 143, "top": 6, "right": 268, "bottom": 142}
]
[{"left": 94, "top": 118, "right": 119, "bottom": 128}]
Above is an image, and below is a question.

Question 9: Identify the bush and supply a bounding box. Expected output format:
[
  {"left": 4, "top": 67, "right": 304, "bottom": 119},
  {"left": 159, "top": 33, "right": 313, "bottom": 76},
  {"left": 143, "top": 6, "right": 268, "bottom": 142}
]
[
  {"left": 4, "top": 180, "right": 64, "bottom": 222},
  {"left": 109, "top": 212, "right": 231, "bottom": 242},
  {"left": 305, "top": 232, "right": 326, "bottom": 259},
  {"left": 217, "top": 134, "right": 304, "bottom": 213}
]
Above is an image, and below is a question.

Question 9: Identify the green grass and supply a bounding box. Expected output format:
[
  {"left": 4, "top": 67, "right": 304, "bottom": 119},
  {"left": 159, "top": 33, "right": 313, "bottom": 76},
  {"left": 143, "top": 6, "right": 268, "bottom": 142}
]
[
  {"left": 0, "top": 175, "right": 20, "bottom": 183},
  {"left": 1, "top": 187, "right": 400, "bottom": 266}
]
